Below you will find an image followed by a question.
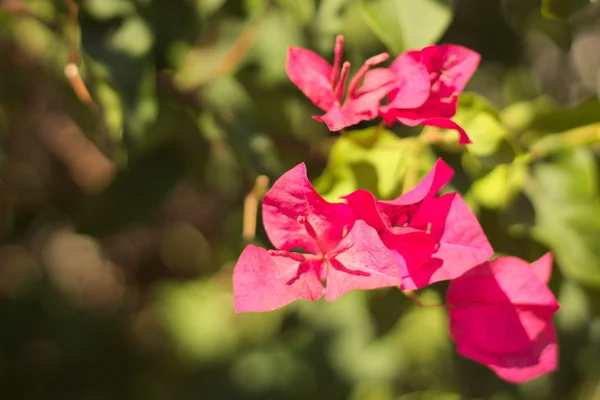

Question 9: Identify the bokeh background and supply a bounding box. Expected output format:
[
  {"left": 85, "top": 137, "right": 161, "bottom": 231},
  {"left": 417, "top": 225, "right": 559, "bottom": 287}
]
[{"left": 1, "top": 0, "right": 600, "bottom": 399}]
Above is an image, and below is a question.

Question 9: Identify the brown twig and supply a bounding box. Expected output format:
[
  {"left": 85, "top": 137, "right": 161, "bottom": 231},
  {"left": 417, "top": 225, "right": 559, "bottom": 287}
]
[
  {"left": 242, "top": 175, "right": 269, "bottom": 241},
  {"left": 402, "top": 289, "right": 447, "bottom": 309},
  {"left": 63, "top": 0, "right": 98, "bottom": 111}
]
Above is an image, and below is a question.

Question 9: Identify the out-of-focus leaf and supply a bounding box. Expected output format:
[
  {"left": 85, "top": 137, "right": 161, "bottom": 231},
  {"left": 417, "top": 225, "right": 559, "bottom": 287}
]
[
  {"left": 76, "top": 143, "right": 185, "bottom": 236},
  {"left": 557, "top": 280, "right": 591, "bottom": 332},
  {"left": 541, "top": 0, "right": 591, "bottom": 19},
  {"left": 174, "top": 20, "right": 247, "bottom": 90},
  {"left": 81, "top": 20, "right": 147, "bottom": 109},
  {"left": 248, "top": 9, "right": 304, "bottom": 84},
  {"left": 360, "top": 0, "right": 451, "bottom": 54},
  {"left": 109, "top": 16, "right": 153, "bottom": 57},
  {"left": 82, "top": 0, "right": 135, "bottom": 19},
  {"left": 201, "top": 76, "right": 282, "bottom": 176},
  {"left": 276, "top": 0, "right": 316, "bottom": 25},
  {"left": 530, "top": 123, "right": 600, "bottom": 157},
  {"left": 453, "top": 93, "right": 507, "bottom": 157},
  {"left": 470, "top": 157, "right": 528, "bottom": 209},
  {"left": 314, "top": 128, "right": 433, "bottom": 202},
  {"left": 154, "top": 279, "right": 238, "bottom": 361},
  {"left": 195, "top": 0, "right": 228, "bottom": 18},
  {"left": 526, "top": 148, "right": 600, "bottom": 286},
  {"left": 528, "top": 98, "right": 600, "bottom": 134}
]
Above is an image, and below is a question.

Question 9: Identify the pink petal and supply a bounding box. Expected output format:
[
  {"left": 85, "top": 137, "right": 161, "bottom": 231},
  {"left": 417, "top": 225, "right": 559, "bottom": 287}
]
[
  {"left": 453, "top": 322, "right": 558, "bottom": 383},
  {"left": 531, "top": 252, "right": 553, "bottom": 284},
  {"left": 402, "top": 193, "right": 493, "bottom": 289},
  {"left": 384, "top": 227, "right": 437, "bottom": 285},
  {"left": 233, "top": 245, "right": 324, "bottom": 312},
  {"left": 389, "top": 50, "right": 422, "bottom": 75},
  {"left": 379, "top": 158, "right": 454, "bottom": 207},
  {"left": 489, "top": 325, "right": 558, "bottom": 383},
  {"left": 314, "top": 103, "right": 363, "bottom": 132},
  {"left": 342, "top": 189, "right": 392, "bottom": 232},
  {"left": 286, "top": 48, "right": 335, "bottom": 111},
  {"left": 342, "top": 190, "right": 436, "bottom": 278},
  {"left": 262, "top": 163, "right": 355, "bottom": 254},
  {"left": 447, "top": 256, "right": 560, "bottom": 354},
  {"left": 421, "top": 117, "right": 471, "bottom": 144},
  {"left": 379, "top": 63, "right": 431, "bottom": 115},
  {"left": 316, "top": 68, "right": 398, "bottom": 132},
  {"left": 325, "top": 220, "right": 403, "bottom": 301},
  {"left": 358, "top": 67, "right": 397, "bottom": 94},
  {"left": 447, "top": 256, "right": 560, "bottom": 310},
  {"left": 421, "top": 44, "right": 481, "bottom": 93},
  {"left": 450, "top": 304, "right": 556, "bottom": 354}
]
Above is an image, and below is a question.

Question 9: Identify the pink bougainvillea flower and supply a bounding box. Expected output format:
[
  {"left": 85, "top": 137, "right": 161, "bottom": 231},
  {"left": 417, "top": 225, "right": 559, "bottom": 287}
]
[
  {"left": 286, "top": 35, "right": 402, "bottom": 131},
  {"left": 233, "top": 163, "right": 405, "bottom": 312},
  {"left": 446, "top": 253, "right": 559, "bottom": 383},
  {"left": 343, "top": 158, "right": 493, "bottom": 289},
  {"left": 380, "top": 44, "right": 481, "bottom": 144}
]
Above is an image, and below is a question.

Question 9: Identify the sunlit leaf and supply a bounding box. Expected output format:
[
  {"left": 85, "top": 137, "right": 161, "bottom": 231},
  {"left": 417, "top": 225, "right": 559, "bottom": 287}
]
[
  {"left": 455, "top": 93, "right": 507, "bottom": 157},
  {"left": 541, "top": 0, "right": 591, "bottom": 18},
  {"left": 470, "top": 157, "right": 528, "bottom": 209},
  {"left": 314, "top": 127, "right": 434, "bottom": 202},
  {"left": 360, "top": 0, "right": 451, "bottom": 53},
  {"left": 526, "top": 148, "right": 600, "bottom": 286}
]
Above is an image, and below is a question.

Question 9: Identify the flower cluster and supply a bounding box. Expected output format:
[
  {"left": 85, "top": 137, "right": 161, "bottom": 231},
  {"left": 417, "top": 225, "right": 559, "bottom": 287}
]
[
  {"left": 286, "top": 35, "right": 479, "bottom": 143},
  {"left": 232, "top": 38, "right": 560, "bottom": 384}
]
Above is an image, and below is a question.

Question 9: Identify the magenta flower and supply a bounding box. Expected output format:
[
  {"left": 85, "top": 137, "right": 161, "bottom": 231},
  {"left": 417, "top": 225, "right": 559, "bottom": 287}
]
[
  {"left": 446, "top": 253, "right": 559, "bottom": 383},
  {"left": 380, "top": 44, "right": 481, "bottom": 144},
  {"left": 343, "top": 159, "right": 493, "bottom": 289},
  {"left": 286, "top": 35, "right": 398, "bottom": 132},
  {"left": 233, "top": 163, "right": 405, "bottom": 312}
]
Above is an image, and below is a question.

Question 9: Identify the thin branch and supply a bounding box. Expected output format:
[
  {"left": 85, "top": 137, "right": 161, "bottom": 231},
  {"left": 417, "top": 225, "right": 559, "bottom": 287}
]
[
  {"left": 242, "top": 175, "right": 269, "bottom": 241},
  {"left": 63, "top": 0, "right": 98, "bottom": 111}
]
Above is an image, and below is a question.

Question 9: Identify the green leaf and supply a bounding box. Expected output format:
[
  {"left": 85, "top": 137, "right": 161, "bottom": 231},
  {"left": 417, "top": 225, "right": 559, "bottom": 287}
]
[
  {"left": 154, "top": 280, "right": 239, "bottom": 361},
  {"left": 525, "top": 148, "right": 600, "bottom": 286},
  {"left": 541, "top": 0, "right": 591, "bottom": 19},
  {"left": 109, "top": 16, "right": 154, "bottom": 57},
  {"left": 470, "top": 157, "right": 528, "bottom": 209},
  {"left": 314, "top": 127, "right": 433, "bottom": 202},
  {"left": 195, "top": 0, "right": 228, "bottom": 18},
  {"left": 454, "top": 93, "right": 507, "bottom": 157},
  {"left": 360, "top": 0, "right": 451, "bottom": 54},
  {"left": 275, "top": 0, "right": 316, "bottom": 25},
  {"left": 82, "top": 0, "right": 135, "bottom": 19},
  {"left": 529, "top": 98, "right": 600, "bottom": 134}
]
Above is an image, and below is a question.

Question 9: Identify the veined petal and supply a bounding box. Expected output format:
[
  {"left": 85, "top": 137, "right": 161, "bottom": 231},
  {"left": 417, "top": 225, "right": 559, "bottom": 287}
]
[
  {"left": 342, "top": 189, "right": 392, "bottom": 232},
  {"left": 325, "top": 220, "right": 402, "bottom": 301},
  {"left": 233, "top": 245, "right": 324, "bottom": 312},
  {"left": 421, "top": 44, "right": 481, "bottom": 93},
  {"left": 314, "top": 103, "right": 364, "bottom": 132},
  {"left": 379, "top": 63, "right": 430, "bottom": 114},
  {"left": 287, "top": 48, "right": 335, "bottom": 111},
  {"left": 401, "top": 193, "right": 493, "bottom": 289},
  {"left": 262, "top": 163, "right": 355, "bottom": 254},
  {"left": 380, "top": 158, "right": 454, "bottom": 208}
]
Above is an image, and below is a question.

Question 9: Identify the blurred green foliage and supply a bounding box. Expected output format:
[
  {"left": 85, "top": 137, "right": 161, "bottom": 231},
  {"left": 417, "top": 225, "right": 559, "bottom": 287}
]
[{"left": 0, "top": 0, "right": 600, "bottom": 399}]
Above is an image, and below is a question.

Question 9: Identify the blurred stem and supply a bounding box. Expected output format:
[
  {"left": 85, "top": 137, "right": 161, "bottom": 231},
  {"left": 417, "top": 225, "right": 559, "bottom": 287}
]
[
  {"left": 242, "top": 175, "right": 270, "bottom": 241},
  {"left": 526, "top": 123, "right": 600, "bottom": 163},
  {"left": 401, "top": 141, "right": 422, "bottom": 194},
  {"left": 188, "top": 11, "right": 264, "bottom": 89},
  {"left": 64, "top": 0, "right": 98, "bottom": 112},
  {"left": 402, "top": 290, "right": 447, "bottom": 309}
]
